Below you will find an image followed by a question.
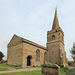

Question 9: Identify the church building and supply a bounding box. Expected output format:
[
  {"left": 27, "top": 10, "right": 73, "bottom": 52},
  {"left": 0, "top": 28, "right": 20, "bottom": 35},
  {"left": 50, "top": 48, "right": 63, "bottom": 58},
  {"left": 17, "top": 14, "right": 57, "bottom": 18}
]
[
  {"left": 7, "top": 34, "right": 47, "bottom": 67},
  {"left": 7, "top": 8, "right": 67, "bottom": 67}
]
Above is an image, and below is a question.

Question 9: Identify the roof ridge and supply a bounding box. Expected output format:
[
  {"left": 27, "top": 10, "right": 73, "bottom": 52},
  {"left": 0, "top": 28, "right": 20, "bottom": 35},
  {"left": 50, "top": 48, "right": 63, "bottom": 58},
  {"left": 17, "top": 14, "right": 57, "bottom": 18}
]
[{"left": 14, "top": 34, "right": 46, "bottom": 50}]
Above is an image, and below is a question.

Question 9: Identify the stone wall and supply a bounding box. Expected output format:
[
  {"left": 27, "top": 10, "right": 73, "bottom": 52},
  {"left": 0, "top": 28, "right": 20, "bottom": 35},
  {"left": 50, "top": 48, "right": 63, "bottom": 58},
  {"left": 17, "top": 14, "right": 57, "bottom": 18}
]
[
  {"left": 47, "top": 28, "right": 67, "bottom": 66},
  {"left": 22, "top": 42, "right": 47, "bottom": 67},
  {"left": 7, "top": 43, "right": 23, "bottom": 66},
  {"left": 47, "top": 42, "right": 60, "bottom": 65}
]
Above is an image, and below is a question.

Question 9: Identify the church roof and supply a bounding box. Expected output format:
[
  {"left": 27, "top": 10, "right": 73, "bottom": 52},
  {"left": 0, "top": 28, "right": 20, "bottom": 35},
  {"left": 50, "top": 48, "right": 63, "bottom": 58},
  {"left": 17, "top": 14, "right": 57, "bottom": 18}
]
[
  {"left": 8, "top": 34, "right": 47, "bottom": 50},
  {"left": 52, "top": 8, "right": 59, "bottom": 30}
]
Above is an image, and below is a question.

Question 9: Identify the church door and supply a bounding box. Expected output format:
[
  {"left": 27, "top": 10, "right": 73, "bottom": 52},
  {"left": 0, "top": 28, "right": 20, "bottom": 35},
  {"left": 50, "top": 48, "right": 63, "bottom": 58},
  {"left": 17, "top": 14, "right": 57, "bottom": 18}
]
[{"left": 27, "top": 56, "right": 31, "bottom": 66}]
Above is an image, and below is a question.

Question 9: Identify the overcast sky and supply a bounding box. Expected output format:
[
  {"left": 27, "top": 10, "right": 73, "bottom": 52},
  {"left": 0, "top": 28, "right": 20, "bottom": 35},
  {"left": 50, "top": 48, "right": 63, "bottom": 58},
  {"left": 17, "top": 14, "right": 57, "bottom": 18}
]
[{"left": 0, "top": 0, "right": 75, "bottom": 61}]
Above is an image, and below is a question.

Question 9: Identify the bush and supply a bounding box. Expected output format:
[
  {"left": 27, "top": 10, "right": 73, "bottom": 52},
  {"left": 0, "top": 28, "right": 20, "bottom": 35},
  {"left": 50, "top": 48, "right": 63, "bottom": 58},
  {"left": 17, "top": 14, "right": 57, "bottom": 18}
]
[
  {"left": 68, "top": 61, "right": 75, "bottom": 67},
  {"left": 0, "top": 60, "right": 7, "bottom": 64},
  {"left": 0, "top": 51, "right": 4, "bottom": 61},
  {"left": 32, "top": 65, "right": 36, "bottom": 67},
  {"left": 64, "top": 67, "right": 69, "bottom": 72},
  {"left": 68, "top": 62, "right": 71, "bottom": 66},
  {"left": 60, "top": 65, "right": 64, "bottom": 68}
]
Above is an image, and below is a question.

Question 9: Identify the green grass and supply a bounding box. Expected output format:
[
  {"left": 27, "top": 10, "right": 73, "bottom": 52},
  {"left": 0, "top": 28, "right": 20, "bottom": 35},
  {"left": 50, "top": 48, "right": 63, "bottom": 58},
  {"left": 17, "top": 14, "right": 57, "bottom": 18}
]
[
  {"left": 60, "top": 72, "right": 66, "bottom": 75},
  {"left": 32, "top": 66, "right": 42, "bottom": 68},
  {"left": 0, "top": 70, "right": 41, "bottom": 75},
  {"left": 0, "top": 70, "right": 66, "bottom": 75},
  {"left": 0, "top": 67, "right": 9, "bottom": 71},
  {"left": 0, "top": 63, "right": 22, "bottom": 69},
  {"left": 0, "top": 68, "right": 66, "bottom": 75},
  {"left": 36, "top": 66, "right": 41, "bottom": 68},
  {"left": 68, "top": 66, "right": 74, "bottom": 69},
  {"left": 0, "top": 64, "right": 67, "bottom": 75},
  {"left": 60, "top": 67, "right": 66, "bottom": 75}
]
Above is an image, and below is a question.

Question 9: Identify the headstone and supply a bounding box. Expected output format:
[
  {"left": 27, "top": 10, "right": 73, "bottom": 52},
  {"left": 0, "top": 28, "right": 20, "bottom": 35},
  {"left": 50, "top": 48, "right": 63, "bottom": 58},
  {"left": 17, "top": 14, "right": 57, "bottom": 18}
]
[
  {"left": 66, "top": 68, "right": 75, "bottom": 75},
  {"left": 41, "top": 63, "right": 60, "bottom": 75}
]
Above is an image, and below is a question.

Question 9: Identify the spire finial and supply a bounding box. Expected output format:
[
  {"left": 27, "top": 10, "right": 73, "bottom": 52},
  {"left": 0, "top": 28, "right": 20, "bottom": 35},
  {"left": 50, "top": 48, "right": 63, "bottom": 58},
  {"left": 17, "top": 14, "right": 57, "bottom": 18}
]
[
  {"left": 52, "top": 7, "right": 59, "bottom": 30},
  {"left": 56, "top": 6, "right": 57, "bottom": 10},
  {"left": 55, "top": 6, "right": 57, "bottom": 16}
]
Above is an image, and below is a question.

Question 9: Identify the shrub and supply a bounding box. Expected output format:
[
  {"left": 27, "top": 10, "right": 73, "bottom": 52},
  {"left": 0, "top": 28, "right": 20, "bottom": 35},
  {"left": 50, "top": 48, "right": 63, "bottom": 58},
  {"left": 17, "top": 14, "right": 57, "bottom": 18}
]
[
  {"left": 68, "top": 61, "right": 75, "bottom": 67},
  {"left": 68, "top": 62, "right": 71, "bottom": 66},
  {"left": 32, "top": 65, "right": 36, "bottom": 67},
  {"left": 64, "top": 67, "right": 69, "bottom": 72},
  {"left": 0, "top": 51, "right": 4, "bottom": 62}
]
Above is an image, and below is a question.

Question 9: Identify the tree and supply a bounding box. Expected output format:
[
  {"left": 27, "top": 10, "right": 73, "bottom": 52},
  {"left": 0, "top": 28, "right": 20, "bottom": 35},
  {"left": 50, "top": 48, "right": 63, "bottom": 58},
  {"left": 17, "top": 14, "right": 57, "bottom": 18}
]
[
  {"left": 0, "top": 51, "right": 4, "bottom": 61},
  {"left": 70, "top": 42, "right": 75, "bottom": 61}
]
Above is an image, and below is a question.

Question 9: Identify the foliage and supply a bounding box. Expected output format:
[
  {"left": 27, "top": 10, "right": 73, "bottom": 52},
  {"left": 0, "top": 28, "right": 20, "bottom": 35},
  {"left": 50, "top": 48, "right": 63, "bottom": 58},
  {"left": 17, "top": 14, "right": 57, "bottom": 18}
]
[
  {"left": 68, "top": 61, "right": 75, "bottom": 67},
  {"left": 68, "top": 61, "right": 71, "bottom": 66},
  {"left": 35, "top": 66, "right": 41, "bottom": 68},
  {"left": 60, "top": 67, "right": 66, "bottom": 72},
  {"left": 63, "top": 67, "right": 69, "bottom": 72},
  {"left": 70, "top": 42, "right": 75, "bottom": 61},
  {"left": 0, "top": 51, "right": 4, "bottom": 61},
  {"left": 68, "top": 66, "right": 74, "bottom": 69},
  {"left": 66, "top": 68, "right": 75, "bottom": 75},
  {"left": 60, "top": 67, "right": 66, "bottom": 75},
  {"left": 32, "top": 65, "right": 41, "bottom": 68},
  {"left": 32, "top": 65, "right": 36, "bottom": 67}
]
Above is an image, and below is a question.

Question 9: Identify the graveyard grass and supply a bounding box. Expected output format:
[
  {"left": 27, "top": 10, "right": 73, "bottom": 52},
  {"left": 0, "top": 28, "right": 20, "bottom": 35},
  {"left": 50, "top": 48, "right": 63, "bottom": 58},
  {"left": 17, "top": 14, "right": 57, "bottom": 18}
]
[
  {"left": 0, "top": 68, "right": 66, "bottom": 75},
  {"left": 0, "top": 63, "right": 22, "bottom": 69},
  {"left": 0, "top": 70, "right": 41, "bottom": 75},
  {"left": 0, "top": 67, "right": 9, "bottom": 71},
  {"left": 0, "top": 64, "right": 66, "bottom": 75}
]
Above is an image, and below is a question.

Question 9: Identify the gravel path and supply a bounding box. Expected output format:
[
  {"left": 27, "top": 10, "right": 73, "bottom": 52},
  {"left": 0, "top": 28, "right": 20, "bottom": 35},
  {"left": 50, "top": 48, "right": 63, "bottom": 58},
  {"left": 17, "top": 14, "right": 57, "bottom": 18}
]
[{"left": 0, "top": 68, "right": 41, "bottom": 74}]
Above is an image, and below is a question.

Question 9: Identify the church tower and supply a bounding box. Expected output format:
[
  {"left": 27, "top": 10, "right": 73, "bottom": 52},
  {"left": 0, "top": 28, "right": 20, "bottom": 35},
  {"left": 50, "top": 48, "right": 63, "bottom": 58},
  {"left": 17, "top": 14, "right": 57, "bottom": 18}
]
[{"left": 47, "top": 8, "right": 67, "bottom": 66}]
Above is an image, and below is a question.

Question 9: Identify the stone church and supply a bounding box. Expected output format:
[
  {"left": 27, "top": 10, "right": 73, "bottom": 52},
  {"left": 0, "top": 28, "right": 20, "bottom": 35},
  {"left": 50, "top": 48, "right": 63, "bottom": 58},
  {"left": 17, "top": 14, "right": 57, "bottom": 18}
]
[{"left": 7, "top": 8, "right": 68, "bottom": 67}]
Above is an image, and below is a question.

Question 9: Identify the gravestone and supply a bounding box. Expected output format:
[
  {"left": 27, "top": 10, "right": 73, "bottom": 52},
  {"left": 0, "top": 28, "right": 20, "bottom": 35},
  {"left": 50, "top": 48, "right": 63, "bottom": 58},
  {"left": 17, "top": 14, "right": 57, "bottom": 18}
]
[
  {"left": 41, "top": 63, "right": 60, "bottom": 75},
  {"left": 66, "top": 68, "right": 75, "bottom": 75}
]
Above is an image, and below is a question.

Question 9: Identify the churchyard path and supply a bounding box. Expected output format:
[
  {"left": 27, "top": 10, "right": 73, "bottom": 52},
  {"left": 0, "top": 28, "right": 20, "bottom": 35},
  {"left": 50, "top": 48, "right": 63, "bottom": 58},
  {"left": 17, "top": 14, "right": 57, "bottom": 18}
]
[{"left": 0, "top": 67, "right": 41, "bottom": 74}]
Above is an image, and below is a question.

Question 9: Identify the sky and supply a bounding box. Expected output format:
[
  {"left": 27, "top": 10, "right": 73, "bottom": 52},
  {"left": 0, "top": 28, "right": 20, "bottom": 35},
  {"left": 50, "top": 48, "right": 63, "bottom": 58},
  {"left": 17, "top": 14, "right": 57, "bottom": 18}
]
[{"left": 0, "top": 0, "right": 75, "bottom": 61}]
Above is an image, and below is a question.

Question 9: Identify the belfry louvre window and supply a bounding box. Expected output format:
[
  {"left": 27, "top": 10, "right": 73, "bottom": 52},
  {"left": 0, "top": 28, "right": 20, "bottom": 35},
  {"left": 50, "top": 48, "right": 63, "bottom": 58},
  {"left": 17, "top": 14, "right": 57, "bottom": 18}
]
[
  {"left": 52, "top": 35, "right": 55, "bottom": 40},
  {"left": 36, "top": 49, "right": 40, "bottom": 61},
  {"left": 44, "top": 52, "right": 47, "bottom": 62}
]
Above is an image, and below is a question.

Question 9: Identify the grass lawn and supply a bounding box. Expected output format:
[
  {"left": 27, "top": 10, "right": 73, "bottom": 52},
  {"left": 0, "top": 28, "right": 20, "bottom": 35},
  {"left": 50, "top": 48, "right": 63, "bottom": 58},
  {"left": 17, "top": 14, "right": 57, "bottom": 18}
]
[
  {"left": 0, "top": 70, "right": 41, "bottom": 75},
  {"left": 68, "top": 66, "right": 74, "bottom": 69},
  {"left": 0, "top": 64, "right": 68, "bottom": 75},
  {"left": 0, "top": 67, "right": 9, "bottom": 71},
  {"left": 0, "top": 63, "right": 22, "bottom": 69},
  {"left": 0, "top": 68, "right": 66, "bottom": 75}
]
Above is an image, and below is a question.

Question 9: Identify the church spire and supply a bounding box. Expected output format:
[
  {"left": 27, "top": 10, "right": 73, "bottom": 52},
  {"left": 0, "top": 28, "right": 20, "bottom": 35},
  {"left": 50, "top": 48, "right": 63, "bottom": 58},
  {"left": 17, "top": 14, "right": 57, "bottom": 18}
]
[{"left": 52, "top": 7, "right": 59, "bottom": 30}]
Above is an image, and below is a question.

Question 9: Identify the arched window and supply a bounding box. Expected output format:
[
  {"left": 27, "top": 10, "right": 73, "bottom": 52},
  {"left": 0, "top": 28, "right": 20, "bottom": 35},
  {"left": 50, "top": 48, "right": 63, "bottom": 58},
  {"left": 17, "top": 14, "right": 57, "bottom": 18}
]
[
  {"left": 44, "top": 52, "right": 47, "bottom": 62},
  {"left": 62, "top": 36, "right": 63, "bottom": 41},
  {"left": 52, "top": 35, "right": 55, "bottom": 40},
  {"left": 62, "top": 53, "right": 63, "bottom": 57},
  {"left": 36, "top": 49, "right": 40, "bottom": 61}
]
